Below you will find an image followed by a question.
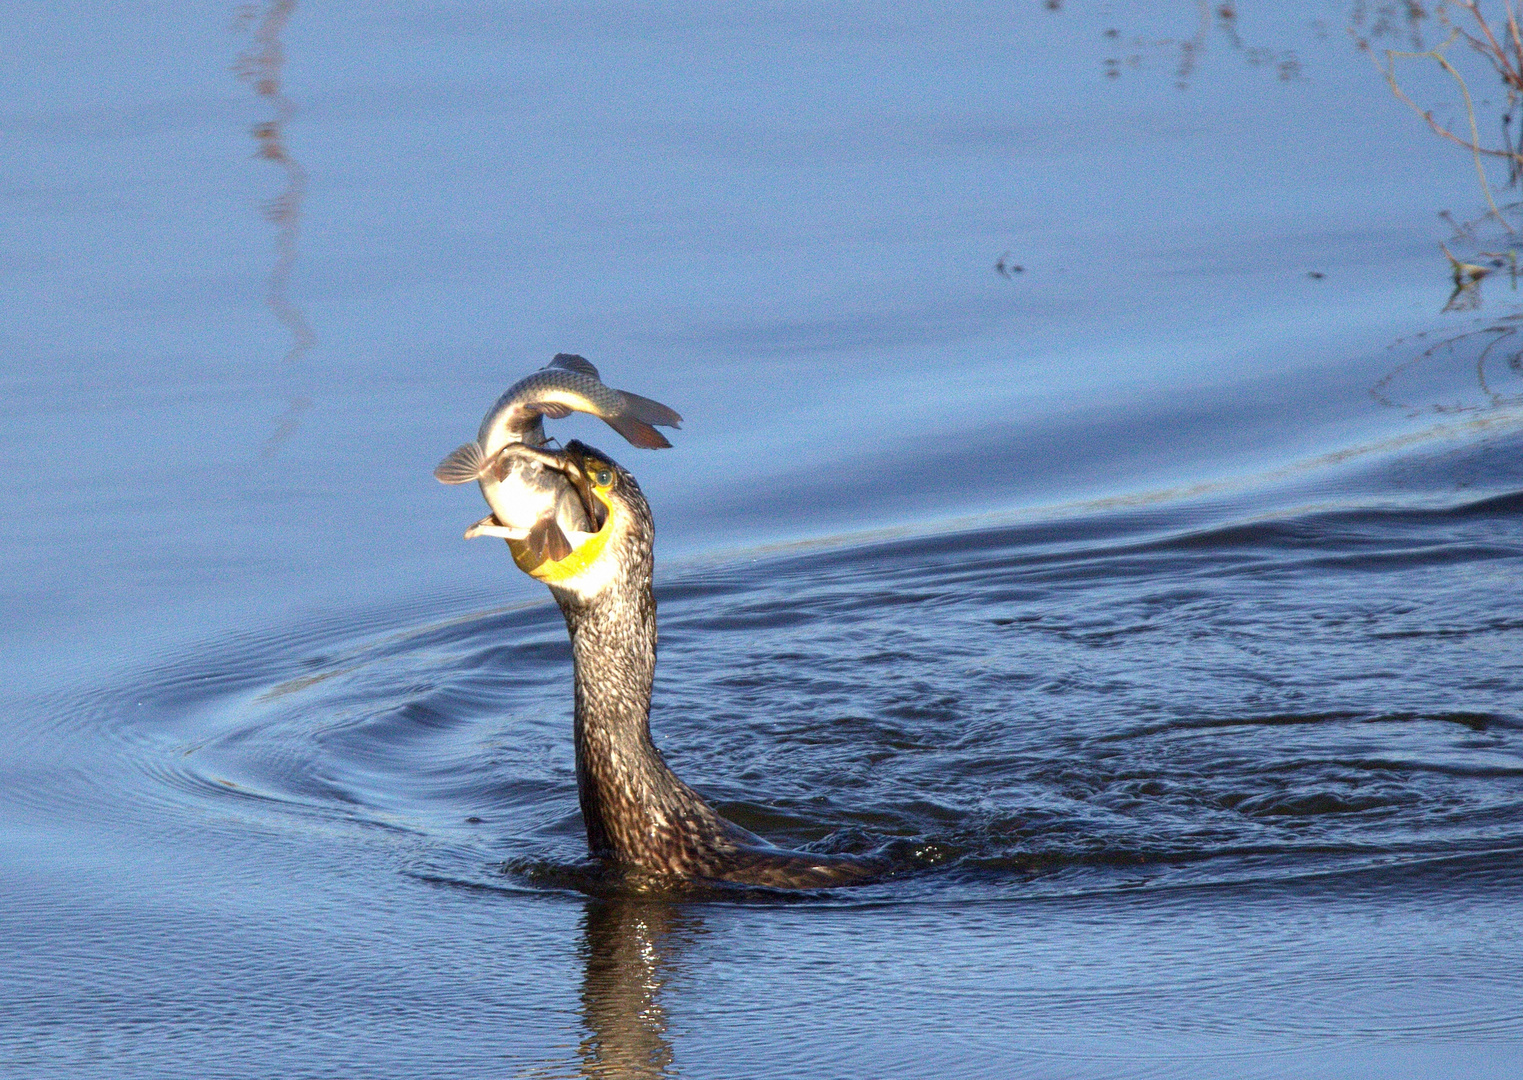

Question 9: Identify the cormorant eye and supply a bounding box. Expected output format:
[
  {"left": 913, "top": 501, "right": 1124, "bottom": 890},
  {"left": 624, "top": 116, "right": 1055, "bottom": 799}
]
[{"left": 595, "top": 468, "right": 612, "bottom": 487}]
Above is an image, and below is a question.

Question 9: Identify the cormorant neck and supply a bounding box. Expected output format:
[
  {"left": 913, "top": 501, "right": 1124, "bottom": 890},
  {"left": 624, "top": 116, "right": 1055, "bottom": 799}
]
[
  {"left": 531, "top": 468, "right": 882, "bottom": 889},
  {"left": 550, "top": 517, "right": 720, "bottom": 870}
]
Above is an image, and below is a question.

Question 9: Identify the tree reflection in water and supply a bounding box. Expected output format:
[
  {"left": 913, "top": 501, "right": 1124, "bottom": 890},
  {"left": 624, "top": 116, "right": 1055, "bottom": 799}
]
[{"left": 233, "top": 0, "right": 314, "bottom": 455}]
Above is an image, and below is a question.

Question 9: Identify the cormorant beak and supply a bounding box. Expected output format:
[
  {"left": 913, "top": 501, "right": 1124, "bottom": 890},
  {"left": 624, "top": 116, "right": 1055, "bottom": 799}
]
[{"left": 565, "top": 462, "right": 607, "bottom": 532}]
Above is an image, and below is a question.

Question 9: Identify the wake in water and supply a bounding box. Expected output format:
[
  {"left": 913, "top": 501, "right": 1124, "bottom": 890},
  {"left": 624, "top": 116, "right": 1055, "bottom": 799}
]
[{"left": 73, "top": 481, "right": 1523, "bottom": 902}]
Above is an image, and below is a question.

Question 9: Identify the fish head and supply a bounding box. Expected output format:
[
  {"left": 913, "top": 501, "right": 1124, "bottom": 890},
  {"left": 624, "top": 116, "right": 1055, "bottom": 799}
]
[
  {"left": 509, "top": 441, "right": 651, "bottom": 598},
  {"left": 475, "top": 446, "right": 565, "bottom": 532}
]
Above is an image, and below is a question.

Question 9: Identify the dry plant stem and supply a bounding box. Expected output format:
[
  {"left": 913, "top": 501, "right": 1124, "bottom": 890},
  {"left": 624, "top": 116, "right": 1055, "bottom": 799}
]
[
  {"left": 1451, "top": 0, "right": 1523, "bottom": 89},
  {"left": 1441, "top": 241, "right": 1490, "bottom": 280},
  {"left": 1377, "top": 28, "right": 1516, "bottom": 232},
  {"left": 1510, "top": 0, "right": 1523, "bottom": 68}
]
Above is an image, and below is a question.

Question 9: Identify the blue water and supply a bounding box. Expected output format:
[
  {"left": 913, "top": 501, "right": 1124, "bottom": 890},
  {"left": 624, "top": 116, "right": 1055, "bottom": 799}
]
[{"left": 4, "top": 2, "right": 1523, "bottom": 1077}]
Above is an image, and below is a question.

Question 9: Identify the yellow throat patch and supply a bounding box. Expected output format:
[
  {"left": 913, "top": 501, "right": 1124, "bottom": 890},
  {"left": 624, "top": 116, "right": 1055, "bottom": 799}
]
[{"left": 508, "top": 486, "right": 615, "bottom": 584}]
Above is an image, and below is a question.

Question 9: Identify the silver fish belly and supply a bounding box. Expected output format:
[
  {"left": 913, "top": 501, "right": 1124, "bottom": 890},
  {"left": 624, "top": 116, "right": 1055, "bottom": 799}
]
[{"left": 477, "top": 450, "right": 590, "bottom": 535}]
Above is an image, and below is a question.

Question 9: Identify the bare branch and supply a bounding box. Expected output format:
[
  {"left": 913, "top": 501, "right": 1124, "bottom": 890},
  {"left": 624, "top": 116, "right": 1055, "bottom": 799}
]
[{"left": 1376, "top": 28, "right": 1518, "bottom": 231}]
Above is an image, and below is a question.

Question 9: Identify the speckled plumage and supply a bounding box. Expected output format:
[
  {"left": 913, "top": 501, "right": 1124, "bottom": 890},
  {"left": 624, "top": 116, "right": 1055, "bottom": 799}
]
[{"left": 547, "top": 443, "right": 881, "bottom": 890}]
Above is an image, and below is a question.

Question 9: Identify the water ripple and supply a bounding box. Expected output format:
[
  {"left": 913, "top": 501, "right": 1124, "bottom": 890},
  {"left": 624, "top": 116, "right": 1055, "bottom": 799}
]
[{"left": 28, "top": 486, "right": 1519, "bottom": 905}]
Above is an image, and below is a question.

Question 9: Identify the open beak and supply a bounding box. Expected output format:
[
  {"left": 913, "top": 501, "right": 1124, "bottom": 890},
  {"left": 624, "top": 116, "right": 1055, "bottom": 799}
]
[{"left": 564, "top": 463, "right": 605, "bottom": 532}]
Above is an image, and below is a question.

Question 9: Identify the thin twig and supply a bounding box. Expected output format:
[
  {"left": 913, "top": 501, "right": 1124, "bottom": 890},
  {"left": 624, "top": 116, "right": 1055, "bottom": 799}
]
[
  {"left": 1379, "top": 29, "right": 1516, "bottom": 230},
  {"left": 1508, "top": 0, "right": 1523, "bottom": 71}
]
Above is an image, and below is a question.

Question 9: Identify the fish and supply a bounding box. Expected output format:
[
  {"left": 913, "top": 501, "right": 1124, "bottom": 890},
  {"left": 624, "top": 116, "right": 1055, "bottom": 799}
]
[
  {"left": 459, "top": 444, "right": 599, "bottom": 564},
  {"left": 435, "top": 354, "right": 674, "bottom": 560},
  {"left": 434, "top": 354, "right": 681, "bottom": 486}
]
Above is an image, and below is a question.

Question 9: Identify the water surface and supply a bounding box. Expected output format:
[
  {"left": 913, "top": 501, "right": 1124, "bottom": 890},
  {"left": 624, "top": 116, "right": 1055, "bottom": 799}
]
[{"left": 3, "top": 2, "right": 1522, "bottom": 1077}]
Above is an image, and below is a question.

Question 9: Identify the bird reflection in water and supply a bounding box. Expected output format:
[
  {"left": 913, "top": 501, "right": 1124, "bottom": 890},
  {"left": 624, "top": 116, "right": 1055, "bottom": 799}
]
[{"left": 575, "top": 899, "right": 696, "bottom": 1079}]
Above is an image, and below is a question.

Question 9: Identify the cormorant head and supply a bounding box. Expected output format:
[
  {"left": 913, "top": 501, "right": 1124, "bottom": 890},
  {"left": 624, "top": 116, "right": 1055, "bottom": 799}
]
[{"left": 507, "top": 440, "right": 654, "bottom": 601}]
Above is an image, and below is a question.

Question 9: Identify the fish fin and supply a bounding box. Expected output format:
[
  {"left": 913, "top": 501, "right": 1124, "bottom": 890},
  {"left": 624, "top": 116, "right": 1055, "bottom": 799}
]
[
  {"left": 523, "top": 517, "right": 571, "bottom": 563},
  {"left": 534, "top": 401, "right": 573, "bottom": 420},
  {"left": 548, "top": 353, "right": 600, "bottom": 379},
  {"left": 434, "top": 442, "right": 485, "bottom": 483},
  {"left": 618, "top": 390, "right": 683, "bottom": 429},
  {"left": 540, "top": 517, "right": 574, "bottom": 561},
  {"left": 604, "top": 413, "right": 672, "bottom": 449},
  {"left": 464, "top": 516, "right": 528, "bottom": 540},
  {"left": 521, "top": 523, "right": 543, "bottom": 562}
]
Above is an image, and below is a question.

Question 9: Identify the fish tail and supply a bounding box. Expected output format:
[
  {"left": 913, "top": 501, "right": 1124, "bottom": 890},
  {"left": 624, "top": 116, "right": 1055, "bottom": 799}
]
[
  {"left": 434, "top": 442, "right": 485, "bottom": 483},
  {"left": 604, "top": 414, "right": 672, "bottom": 449},
  {"left": 618, "top": 390, "right": 683, "bottom": 430},
  {"left": 599, "top": 388, "right": 682, "bottom": 448}
]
